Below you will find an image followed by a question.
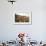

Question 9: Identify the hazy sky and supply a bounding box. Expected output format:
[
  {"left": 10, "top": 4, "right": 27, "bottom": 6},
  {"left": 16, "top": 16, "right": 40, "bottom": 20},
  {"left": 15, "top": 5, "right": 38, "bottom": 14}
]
[{"left": 0, "top": 0, "right": 46, "bottom": 42}]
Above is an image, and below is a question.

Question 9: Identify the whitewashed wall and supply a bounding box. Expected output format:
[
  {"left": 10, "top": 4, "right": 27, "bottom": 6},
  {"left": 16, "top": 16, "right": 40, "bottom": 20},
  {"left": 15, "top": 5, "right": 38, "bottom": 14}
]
[{"left": 0, "top": 0, "right": 46, "bottom": 42}]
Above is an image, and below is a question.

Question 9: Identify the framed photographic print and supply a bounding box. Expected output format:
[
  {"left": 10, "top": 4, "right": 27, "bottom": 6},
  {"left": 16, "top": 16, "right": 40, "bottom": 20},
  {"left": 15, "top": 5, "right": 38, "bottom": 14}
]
[{"left": 13, "top": 12, "right": 32, "bottom": 25}]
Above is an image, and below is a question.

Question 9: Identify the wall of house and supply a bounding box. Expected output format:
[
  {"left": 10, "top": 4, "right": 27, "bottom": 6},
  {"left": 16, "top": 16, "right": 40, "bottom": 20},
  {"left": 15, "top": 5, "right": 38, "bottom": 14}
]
[{"left": 0, "top": 0, "right": 46, "bottom": 42}]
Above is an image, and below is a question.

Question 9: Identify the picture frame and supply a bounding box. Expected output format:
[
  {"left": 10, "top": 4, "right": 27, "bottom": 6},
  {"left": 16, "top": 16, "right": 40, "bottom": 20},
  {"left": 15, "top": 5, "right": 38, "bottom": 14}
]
[{"left": 13, "top": 11, "right": 32, "bottom": 25}]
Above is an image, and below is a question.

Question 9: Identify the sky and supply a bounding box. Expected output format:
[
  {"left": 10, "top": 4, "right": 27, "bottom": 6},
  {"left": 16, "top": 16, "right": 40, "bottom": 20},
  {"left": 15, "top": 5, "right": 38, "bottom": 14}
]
[{"left": 0, "top": 0, "right": 46, "bottom": 42}]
